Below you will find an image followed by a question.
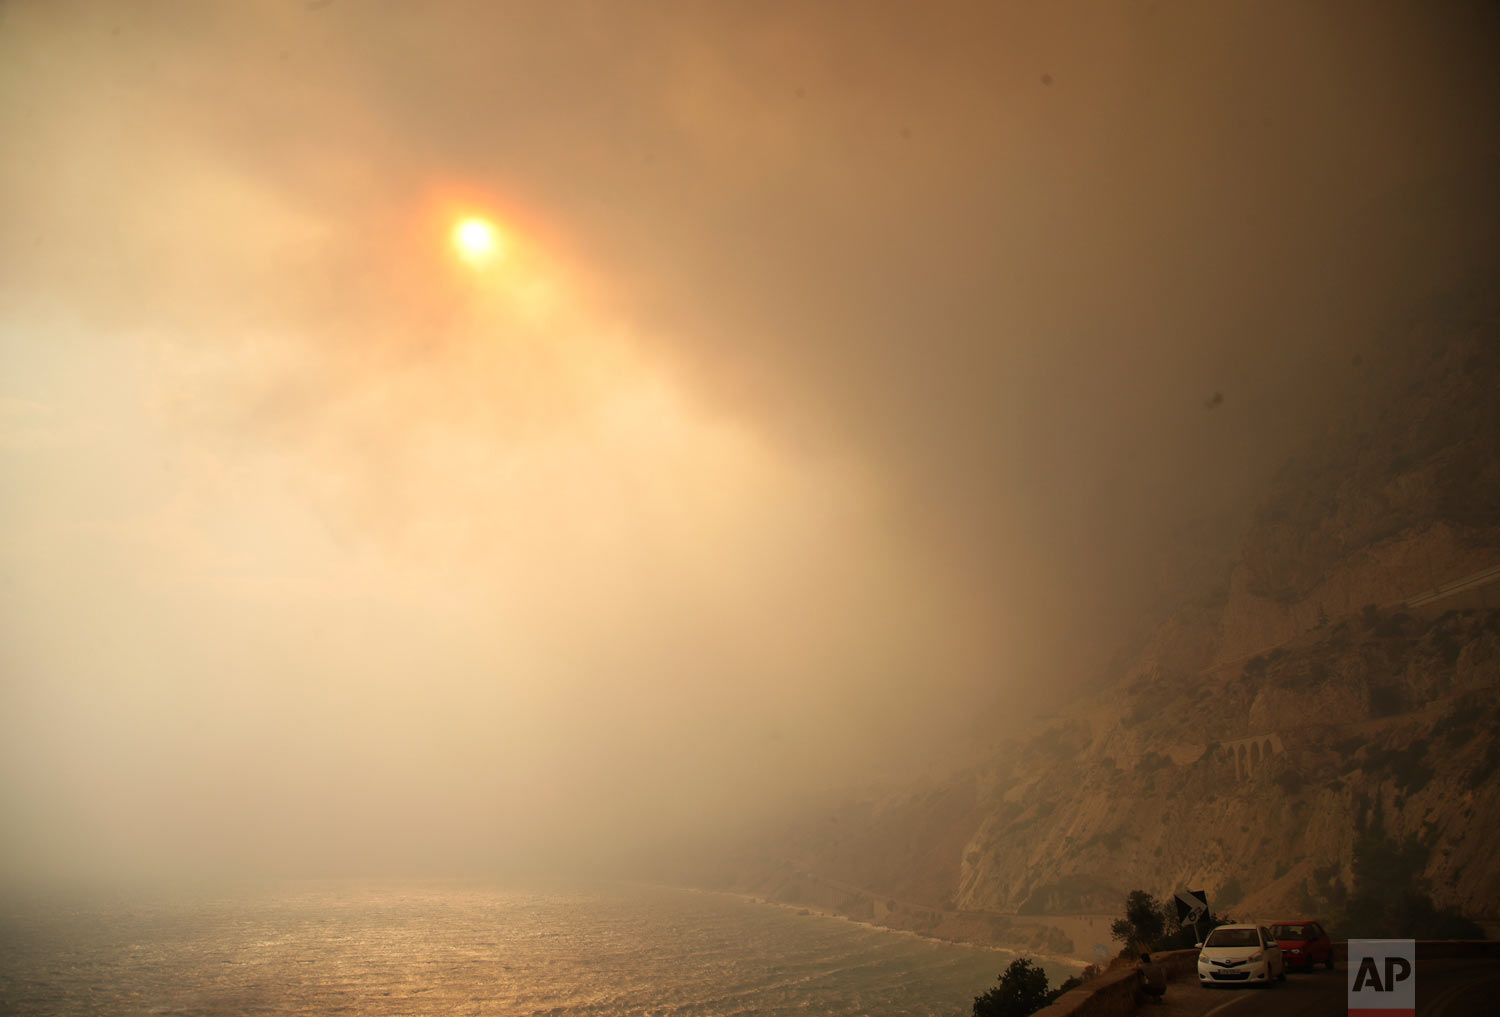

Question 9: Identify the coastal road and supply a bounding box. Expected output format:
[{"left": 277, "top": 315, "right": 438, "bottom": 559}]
[{"left": 1142, "top": 958, "right": 1500, "bottom": 1017}]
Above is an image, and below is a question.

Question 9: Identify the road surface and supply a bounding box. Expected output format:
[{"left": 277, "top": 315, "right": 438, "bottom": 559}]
[{"left": 1139, "top": 958, "right": 1500, "bottom": 1017}]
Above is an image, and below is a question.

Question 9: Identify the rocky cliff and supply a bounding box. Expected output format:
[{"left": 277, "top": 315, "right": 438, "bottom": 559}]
[{"left": 719, "top": 293, "right": 1500, "bottom": 959}]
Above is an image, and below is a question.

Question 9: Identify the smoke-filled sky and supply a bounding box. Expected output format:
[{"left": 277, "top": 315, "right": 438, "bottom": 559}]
[{"left": 2, "top": 1, "right": 1497, "bottom": 882}]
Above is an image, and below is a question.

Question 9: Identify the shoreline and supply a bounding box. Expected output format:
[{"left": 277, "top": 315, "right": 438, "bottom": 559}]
[{"left": 669, "top": 883, "right": 1090, "bottom": 976}]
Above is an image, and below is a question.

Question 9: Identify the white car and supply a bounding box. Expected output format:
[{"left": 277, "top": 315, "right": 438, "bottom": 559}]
[{"left": 1197, "top": 923, "right": 1287, "bottom": 987}]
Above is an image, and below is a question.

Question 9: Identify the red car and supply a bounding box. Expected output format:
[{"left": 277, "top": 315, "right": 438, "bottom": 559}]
[{"left": 1269, "top": 920, "right": 1334, "bottom": 971}]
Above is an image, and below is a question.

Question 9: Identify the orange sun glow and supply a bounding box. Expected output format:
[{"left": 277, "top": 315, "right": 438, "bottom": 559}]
[{"left": 452, "top": 217, "right": 501, "bottom": 265}]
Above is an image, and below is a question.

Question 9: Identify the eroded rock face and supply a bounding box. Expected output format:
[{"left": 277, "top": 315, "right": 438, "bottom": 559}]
[
  {"left": 1457, "top": 632, "right": 1500, "bottom": 686},
  {"left": 1214, "top": 328, "right": 1500, "bottom": 665},
  {"left": 1217, "top": 523, "right": 1482, "bottom": 665},
  {"left": 724, "top": 320, "right": 1500, "bottom": 958},
  {"left": 1248, "top": 682, "right": 1370, "bottom": 734},
  {"left": 727, "top": 606, "right": 1500, "bottom": 959},
  {"left": 980, "top": 607, "right": 1497, "bottom": 918}
]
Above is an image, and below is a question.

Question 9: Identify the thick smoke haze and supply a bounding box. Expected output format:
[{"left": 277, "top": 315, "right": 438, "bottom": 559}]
[{"left": 2, "top": 2, "right": 1497, "bottom": 883}]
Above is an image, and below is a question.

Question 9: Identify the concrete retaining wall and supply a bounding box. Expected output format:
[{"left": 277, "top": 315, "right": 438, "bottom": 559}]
[{"left": 1030, "top": 949, "right": 1198, "bottom": 1017}]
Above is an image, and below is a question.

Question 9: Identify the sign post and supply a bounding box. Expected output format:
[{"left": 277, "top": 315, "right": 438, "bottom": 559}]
[
  {"left": 1348, "top": 939, "right": 1415, "bottom": 1017},
  {"left": 1174, "top": 889, "right": 1207, "bottom": 943}
]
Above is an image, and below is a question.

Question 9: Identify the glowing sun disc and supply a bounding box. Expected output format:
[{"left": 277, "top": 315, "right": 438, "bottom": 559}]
[{"left": 452, "top": 217, "right": 501, "bottom": 263}]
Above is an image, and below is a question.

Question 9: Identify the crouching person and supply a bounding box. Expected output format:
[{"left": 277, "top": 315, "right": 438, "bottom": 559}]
[{"left": 1136, "top": 952, "right": 1166, "bottom": 1004}]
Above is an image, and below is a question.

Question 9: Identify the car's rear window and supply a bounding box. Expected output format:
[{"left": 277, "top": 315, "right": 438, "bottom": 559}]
[
  {"left": 1204, "top": 928, "right": 1260, "bottom": 948},
  {"left": 1270, "top": 924, "right": 1310, "bottom": 939}
]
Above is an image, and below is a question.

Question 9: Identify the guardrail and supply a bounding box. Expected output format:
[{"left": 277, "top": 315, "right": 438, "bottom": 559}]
[{"left": 1405, "top": 561, "right": 1500, "bottom": 608}]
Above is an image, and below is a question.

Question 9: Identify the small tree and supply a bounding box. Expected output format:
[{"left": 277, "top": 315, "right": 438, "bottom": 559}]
[
  {"left": 1109, "top": 890, "right": 1166, "bottom": 956},
  {"left": 973, "top": 957, "right": 1052, "bottom": 1017},
  {"left": 1158, "top": 903, "right": 1232, "bottom": 950},
  {"left": 1110, "top": 890, "right": 1229, "bottom": 955}
]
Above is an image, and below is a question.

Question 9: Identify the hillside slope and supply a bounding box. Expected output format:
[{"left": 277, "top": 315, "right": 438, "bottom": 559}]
[{"left": 719, "top": 292, "right": 1500, "bottom": 957}]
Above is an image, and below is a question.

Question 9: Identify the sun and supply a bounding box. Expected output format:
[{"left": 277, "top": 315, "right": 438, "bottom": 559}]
[{"left": 452, "top": 216, "right": 502, "bottom": 265}]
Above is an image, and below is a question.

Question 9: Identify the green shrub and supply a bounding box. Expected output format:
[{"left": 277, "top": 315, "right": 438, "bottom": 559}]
[
  {"left": 1369, "top": 685, "right": 1404, "bottom": 717},
  {"left": 1472, "top": 739, "right": 1500, "bottom": 784},
  {"left": 972, "top": 958, "right": 1051, "bottom": 1017},
  {"left": 1439, "top": 708, "right": 1479, "bottom": 747},
  {"left": 1276, "top": 771, "right": 1308, "bottom": 794},
  {"left": 1110, "top": 890, "right": 1165, "bottom": 953},
  {"left": 1137, "top": 750, "right": 1169, "bottom": 772},
  {"left": 1364, "top": 744, "right": 1433, "bottom": 794}
]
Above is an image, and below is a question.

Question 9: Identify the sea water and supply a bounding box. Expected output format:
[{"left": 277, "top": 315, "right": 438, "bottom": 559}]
[{"left": 0, "top": 882, "right": 1073, "bottom": 1016}]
